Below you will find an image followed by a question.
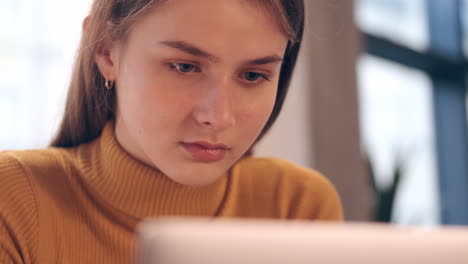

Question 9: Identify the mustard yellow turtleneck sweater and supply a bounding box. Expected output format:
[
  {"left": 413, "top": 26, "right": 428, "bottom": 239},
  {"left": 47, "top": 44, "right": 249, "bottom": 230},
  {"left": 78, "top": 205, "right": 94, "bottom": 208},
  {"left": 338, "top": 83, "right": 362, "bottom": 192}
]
[{"left": 0, "top": 123, "right": 343, "bottom": 264}]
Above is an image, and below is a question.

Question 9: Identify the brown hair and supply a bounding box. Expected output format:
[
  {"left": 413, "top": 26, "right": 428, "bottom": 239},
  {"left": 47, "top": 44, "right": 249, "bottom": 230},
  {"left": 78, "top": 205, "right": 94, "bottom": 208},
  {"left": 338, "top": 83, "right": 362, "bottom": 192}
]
[{"left": 50, "top": 0, "right": 304, "bottom": 148}]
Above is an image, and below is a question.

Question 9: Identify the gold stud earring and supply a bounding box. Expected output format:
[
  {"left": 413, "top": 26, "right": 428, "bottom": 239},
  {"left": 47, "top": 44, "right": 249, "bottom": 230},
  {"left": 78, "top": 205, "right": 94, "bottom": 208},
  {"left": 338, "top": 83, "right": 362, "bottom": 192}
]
[{"left": 105, "top": 79, "right": 114, "bottom": 90}]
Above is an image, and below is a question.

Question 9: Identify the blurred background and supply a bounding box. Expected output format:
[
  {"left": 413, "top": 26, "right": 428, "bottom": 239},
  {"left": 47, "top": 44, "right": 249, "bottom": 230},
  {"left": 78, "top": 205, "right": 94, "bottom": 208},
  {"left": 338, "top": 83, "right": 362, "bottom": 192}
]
[{"left": 1, "top": 0, "right": 467, "bottom": 226}]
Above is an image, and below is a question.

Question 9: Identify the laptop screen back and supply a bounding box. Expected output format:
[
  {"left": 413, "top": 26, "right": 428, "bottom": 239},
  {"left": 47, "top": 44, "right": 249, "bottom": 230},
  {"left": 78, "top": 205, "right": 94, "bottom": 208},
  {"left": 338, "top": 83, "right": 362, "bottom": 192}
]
[{"left": 137, "top": 218, "right": 468, "bottom": 264}]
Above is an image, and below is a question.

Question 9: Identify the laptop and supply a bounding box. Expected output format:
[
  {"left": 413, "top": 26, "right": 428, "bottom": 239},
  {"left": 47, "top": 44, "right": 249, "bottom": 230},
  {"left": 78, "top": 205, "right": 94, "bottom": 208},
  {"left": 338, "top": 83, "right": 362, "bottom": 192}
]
[{"left": 136, "top": 218, "right": 468, "bottom": 264}]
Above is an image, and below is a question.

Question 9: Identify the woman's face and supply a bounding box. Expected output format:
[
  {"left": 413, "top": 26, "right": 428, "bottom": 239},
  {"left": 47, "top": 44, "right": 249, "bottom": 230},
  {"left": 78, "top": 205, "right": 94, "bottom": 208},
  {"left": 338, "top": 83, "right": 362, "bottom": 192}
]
[{"left": 98, "top": 0, "right": 288, "bottom": 186}]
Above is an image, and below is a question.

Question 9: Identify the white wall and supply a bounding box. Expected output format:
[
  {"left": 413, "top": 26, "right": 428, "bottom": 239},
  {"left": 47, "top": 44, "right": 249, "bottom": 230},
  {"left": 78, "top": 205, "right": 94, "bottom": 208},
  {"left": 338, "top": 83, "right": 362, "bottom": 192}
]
[{"left": 254, "top": 32, "right": 315, "bottom": 169}]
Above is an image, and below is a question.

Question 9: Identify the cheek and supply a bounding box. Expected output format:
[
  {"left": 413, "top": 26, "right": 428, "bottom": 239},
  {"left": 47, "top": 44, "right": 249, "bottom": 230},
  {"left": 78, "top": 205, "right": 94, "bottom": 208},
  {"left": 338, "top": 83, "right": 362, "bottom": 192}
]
[
  {"left": 117, "top": 72, "right": 154, "bottom": 124},
  {"left": 116, "top": 78, "right": 201, "bottom": 142},
  {"left": 238, "top": 89, "right": 277, "bottom": 131}
]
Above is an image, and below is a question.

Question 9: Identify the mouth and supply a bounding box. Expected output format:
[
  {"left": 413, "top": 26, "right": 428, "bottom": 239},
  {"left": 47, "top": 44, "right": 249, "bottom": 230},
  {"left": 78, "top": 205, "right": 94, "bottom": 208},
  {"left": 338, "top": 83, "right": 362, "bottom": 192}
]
[{"left": 180, "top": 141, "right": 230, "bottom": 162}]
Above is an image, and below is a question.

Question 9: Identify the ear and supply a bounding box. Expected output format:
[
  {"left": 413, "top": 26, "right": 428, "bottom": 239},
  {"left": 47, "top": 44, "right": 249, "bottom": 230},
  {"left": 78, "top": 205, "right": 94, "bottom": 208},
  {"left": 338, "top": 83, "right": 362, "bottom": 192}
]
[
  {"left": 82, "top": 16, "right": 90, "bottom": 32},
  {"left": 95, "top": 31, "right": 120, "bottom": 81}
]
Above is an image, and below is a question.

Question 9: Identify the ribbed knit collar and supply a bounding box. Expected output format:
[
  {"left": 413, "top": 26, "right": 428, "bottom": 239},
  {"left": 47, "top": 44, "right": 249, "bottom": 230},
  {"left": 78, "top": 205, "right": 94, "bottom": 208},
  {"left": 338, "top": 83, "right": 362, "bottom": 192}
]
[{"left": 78, "top": 122, "right": 229, "bottom": 220}]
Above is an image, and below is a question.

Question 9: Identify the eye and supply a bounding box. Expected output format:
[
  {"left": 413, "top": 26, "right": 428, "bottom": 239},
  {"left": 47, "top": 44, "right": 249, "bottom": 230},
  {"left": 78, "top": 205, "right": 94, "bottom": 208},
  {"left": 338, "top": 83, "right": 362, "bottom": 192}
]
[
  {"left": 243, "top": 72, "right": 270, "bottom": 83},
  {"left": 169, "top": 62, "right": 200, "bottom": 73}
]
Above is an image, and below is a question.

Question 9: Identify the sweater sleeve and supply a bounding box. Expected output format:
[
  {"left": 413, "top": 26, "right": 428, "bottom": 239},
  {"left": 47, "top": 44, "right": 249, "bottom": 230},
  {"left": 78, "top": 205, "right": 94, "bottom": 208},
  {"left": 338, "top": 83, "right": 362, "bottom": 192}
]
[
  {"left": 0, "top": 152, "right": 39, "bottom": 264},
  {"left": 294, "top": 169, "right": 344, "bottom": 221},
  {"left": 241, "top": 157, "right": 344, "bottom": 221},
  {"left": 309, "top": 173, "right": 344, "bottom": 221},
  {"left": 264, "top": 158, "right": 343, "bottom": 221}
]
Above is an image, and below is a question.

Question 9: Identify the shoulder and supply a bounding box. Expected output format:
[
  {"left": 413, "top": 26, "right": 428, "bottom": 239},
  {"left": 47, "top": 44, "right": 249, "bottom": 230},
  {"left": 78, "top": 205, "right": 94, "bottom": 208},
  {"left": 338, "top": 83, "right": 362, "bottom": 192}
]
[
  {"left": 1, "top": 148, "right": 72, "bottom": 172},
  {"left": 0, "top": 147, "right": 79, "bottom": 189},
  {"left": 0, "top": 147, "right": 78, "bottom": 216},
  {"left": 234, "top": 157, "right": 334, "bottom": 191},
  {"left": 0, "top": 152, "right": 36, "bottom": 215},
  {"left": 0, "top": 149, "right": 44, "bottom": 204},
  {"left": 233, "top": 157, "right": 343, "bottom": 221},
  {"left": 0, "top": 148, "right": 70, "bottom": 213},
  {"left": 0, "top": 147, "right": 78, "bottom": 210},
  {"left": 0, "top": 148, "right": 79, "bottom": 262},
  {"left": 0, "top": 150, "right": 45, "bottom": 263}
]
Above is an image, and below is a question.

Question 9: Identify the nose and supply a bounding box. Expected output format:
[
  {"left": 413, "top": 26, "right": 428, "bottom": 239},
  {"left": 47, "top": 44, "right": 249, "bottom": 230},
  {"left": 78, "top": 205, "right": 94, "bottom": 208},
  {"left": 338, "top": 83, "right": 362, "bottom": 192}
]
[{"left": 192, "top": 77, "right": 236, "bottom": 131}]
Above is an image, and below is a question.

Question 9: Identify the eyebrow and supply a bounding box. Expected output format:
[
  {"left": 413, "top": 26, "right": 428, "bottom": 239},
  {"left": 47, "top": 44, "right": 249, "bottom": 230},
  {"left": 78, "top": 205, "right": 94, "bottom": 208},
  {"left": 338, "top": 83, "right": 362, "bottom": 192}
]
[{"left": 159, "top": 40, "right": 283, "bottom": 65}]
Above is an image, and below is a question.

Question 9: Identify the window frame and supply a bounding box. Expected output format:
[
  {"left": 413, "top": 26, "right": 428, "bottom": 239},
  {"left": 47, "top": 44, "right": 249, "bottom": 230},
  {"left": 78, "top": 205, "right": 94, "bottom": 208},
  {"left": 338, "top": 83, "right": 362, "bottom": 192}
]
[{"left": 362, "top": 0, "right": 468, "bottom": 225}]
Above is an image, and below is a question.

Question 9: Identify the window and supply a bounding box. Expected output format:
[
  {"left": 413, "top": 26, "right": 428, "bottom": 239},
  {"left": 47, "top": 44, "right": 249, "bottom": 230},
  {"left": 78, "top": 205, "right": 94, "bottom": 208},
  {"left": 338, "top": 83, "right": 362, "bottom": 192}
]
[
  {"left": 355, "top": 0, "right": 468, "bottom": 225},
  {"left": 460, "top": 0, "right": 468, "bottom": 56},
  {"left": 355, "top": 0, "right": 429, "bottom": 51},
  {"left": 0, "top": 0, "right": 92, "bottom": 149},
  {"left": 357, "top": 55, "right": 439, "bottom": 225}
]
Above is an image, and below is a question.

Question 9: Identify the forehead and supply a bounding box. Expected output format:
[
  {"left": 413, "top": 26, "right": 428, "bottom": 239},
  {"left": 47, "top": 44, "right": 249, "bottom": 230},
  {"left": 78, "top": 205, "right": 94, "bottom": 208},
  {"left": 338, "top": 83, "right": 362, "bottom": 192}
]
[{"left": 127, "top": 0, "right": 288, "bottom": 59}]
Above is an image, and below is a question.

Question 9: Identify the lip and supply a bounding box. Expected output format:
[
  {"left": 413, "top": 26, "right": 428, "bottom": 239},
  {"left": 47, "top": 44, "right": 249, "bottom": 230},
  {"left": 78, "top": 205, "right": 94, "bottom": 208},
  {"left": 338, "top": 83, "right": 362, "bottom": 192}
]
[{"left": 180, "top": 141, "right": 230, "bottom": 162}]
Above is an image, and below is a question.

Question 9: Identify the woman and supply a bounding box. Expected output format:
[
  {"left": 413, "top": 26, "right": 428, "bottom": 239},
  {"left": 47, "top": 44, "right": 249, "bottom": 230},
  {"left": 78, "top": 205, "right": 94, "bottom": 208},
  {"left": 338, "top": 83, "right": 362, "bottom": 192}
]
[{"left": 0, "top": 0, "right": 343, "bottom": 263}]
